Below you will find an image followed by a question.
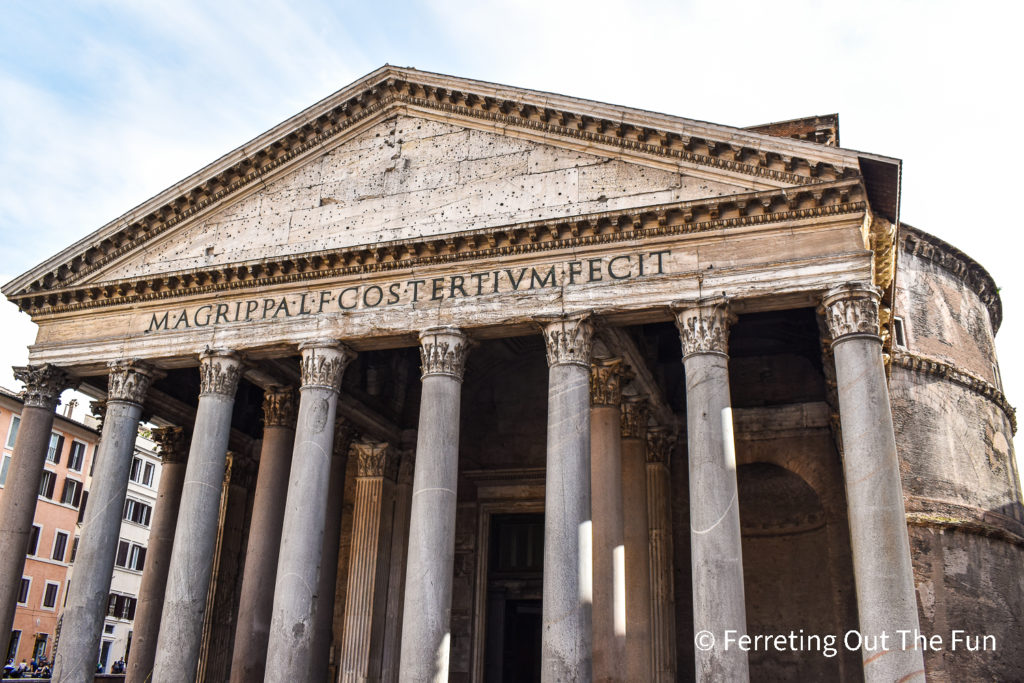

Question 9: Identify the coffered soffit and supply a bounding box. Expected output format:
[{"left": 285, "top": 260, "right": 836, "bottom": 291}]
[{"left": 4, "top": 65, "right": 897, "bottom": 309}]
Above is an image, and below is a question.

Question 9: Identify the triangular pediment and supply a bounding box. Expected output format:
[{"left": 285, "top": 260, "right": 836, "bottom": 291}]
[{"left": 5, "top": 65, "right": 894, "bottom": 311}]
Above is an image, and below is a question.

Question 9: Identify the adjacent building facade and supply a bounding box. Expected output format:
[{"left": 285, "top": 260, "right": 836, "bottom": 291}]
[{"left": 0, "top": 66, "right": 1021, "bottom": 682}]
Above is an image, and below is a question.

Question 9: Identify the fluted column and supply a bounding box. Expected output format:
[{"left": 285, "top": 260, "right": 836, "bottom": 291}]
[
  {"left": 540, "top": 315, "right": 594, "bottom": 683},
  {"left": 54, "top": 361, "right": 157, "bottom": 683},
  {"left": 673, "top": 299, "right": 749, "bottom": 682},
  {"left": 153, "top": 350, "right": 243, "bottom": 683},
  {"left": 127, "top": 426, "right": 189, "bottom": 683},
  {"left": 620, "top": 397, "right": 652, "bottom": 683},
  {"left": 0, "top": 365, "right": 71, "bottom": 648},
  {"left": 265, "top": 341, "right": 354, "bottom": 681},
  {"left": 399, "top": 326, "right": 471, "bottom": 683},
  {"left": 310, "top": 419, "right": 356, "bottom": 683},
  {"left": 381, "top": 445, "right": 415, "bottom": 683},
  {"left": 645, "top": 427, "right": 677, "bottom": 683},
  {"left": 590, "top": 358, "right": 626, "bottom": 683},
  {"left": 229, "top": 388, "right": 297, "bottom": 683},
  {"left": 340, "top": 440, "right": 398, "bottom": 682},
  {"left": 823, "top": 282, "right": 925, "bottom": 682}
]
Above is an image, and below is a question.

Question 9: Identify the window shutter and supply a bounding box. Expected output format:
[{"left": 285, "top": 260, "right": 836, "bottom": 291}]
[
  {"left": 137, "top": 547, "right": 147, "bottom": 571},
  {"left": 44, "top": 473, "right": 56, "bottom": 499},
  {"left": 116, "top": 541, "right": 129, "bottom": 567},
  {"left": 53, "top": 435, "right": 64, "bottom": 465},
  {"left": 77, "top": 491, "right": 89, "bottom": 524}
]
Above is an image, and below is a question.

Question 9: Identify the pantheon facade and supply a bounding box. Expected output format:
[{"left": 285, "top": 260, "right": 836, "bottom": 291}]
[{"left": 1, "top": 67, "right": 1021, "bottom": 682}]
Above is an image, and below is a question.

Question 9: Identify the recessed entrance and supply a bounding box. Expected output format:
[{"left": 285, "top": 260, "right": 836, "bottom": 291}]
[{"left": 483, "top": 513, "right": 544, "bottom": 682}]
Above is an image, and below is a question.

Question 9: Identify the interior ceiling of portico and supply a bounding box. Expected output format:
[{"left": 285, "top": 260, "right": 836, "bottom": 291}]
[{"left": 82, "top": 114, "right": 765, "bottom": 285}]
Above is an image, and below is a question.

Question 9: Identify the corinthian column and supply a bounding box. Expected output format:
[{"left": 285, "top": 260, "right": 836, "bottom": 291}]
[
  {"left": 645, "top": 427, "right": 677, "bottom": 683},
  {"left": 54, "top": 361, "right": 157, "bottom": 683},
  {"left": 229, "top": 387, "right": 297, "bottom": 683},
  {"left": 673, "top": 299, "right": 749, "bottom": 683},
  {"left": 399, "top": 326, "right": 471, "bottom": 683},
  {"left": 153, "top": 350, "right": 243, "bottom": 683},
  {"left": 590, "top": 358, "right": 626, "bottom": 683},
  {"left": 127, "top": 426, "right": 189, "bottom": 683},
  {"left": 539, "top": 315, "right": 594, "bottom": 683},
  {"left": 620, "top": 397, "right": 652, "bottom": 683},
  {"left": 0, "top": 365, "right": 71, "bottom": 653},
  {"left": 340, "top": 439, "right": 398, "bottom": 682},
  {"left": 823, "top": 282, "right": 925, "bottom": 682},
  {"left": 265, "top": 341, "right": 354, "bottom": 681}
]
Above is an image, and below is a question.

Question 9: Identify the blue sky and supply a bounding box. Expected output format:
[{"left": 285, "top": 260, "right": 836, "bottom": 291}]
[{"left": 2, "top": 0, "right": 1023, "bottom": 433}]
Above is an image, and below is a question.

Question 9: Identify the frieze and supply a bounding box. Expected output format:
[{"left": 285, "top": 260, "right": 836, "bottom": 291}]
[
  {"left": 198, "top": 350, "right": 243, "bottom": 397},
  {"left": 151, "top": 426, "right": 187, "bottom": 465},
  {"left": 299, "top": 342, "right": 354, "bottom": 392},
  {"left": 673, "top": 299, "right": 734, "bottom": 357},
  {"left": 590, "top": 358, "right": 626, "bottom": 407},
  {"left": 262, "top": 387, "right": 297, "bottom": 428},
  {"left": 13, "top": 364, "right": 73, "bottom": 409},
  {"left": 107, "top": 360, "right": 157, "bottom": 405},
  {"left": 620, "top": 397, "right": 650, "bottom": 439},
  {"left": 543, "top": 316, "right": 594, "bottom": 368},
  {"left": 821, "top": 282, "right": 881, "bottom": 342},
  {"left": 10, "top": 69, "right": 861, "bottom": 303},
  {"left": 352, "top": 440, "right": 398, "bottom": 479},
  {"left": 419, "top": 327, "right": 471, "bottom": 381},
  {"left": 14, "top": 180, "right": 866, "bottom": 317}
]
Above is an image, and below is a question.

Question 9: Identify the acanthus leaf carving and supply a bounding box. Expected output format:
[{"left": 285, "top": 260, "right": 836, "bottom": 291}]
[
  {"left": 620, "top": 396, "right": 650, "bottom": 439},
  {"left": 646, "top": 427, "right": 673, "bottom": 465},
  {"left": 673, "top": 299, "right": 734, "bottom": 357},
  {"left": 822, "top": 282, "right": 881, "bottom": 342},
  {"left": 589, "top": 358, "right": 626, "bottom": 407},
  {"left": 543, "top": 316, "right": 594, "bottom": 368},
  {"left": 199, "top": 350, "right": 243, "bottom": 397},
  {"left": 419, "top": 327, "right": 470, "bottom": 380},
  {"left": 151, "top": 426, "right": 187, "bottom": 465},
  {"left": 351, "top": 439, "right": 398, "bottom": 479},
  {"left": 262, "top": 387, "right": 297, "bottom": 428},
  {"left": 298, "top": 342, "right": 353, "bottom": 392},
  {"left": 13, "top": 364, "right": 73, "bottom": 409},
  {"left": 107, "top": 360, "right": 157, "bottom": 405}
]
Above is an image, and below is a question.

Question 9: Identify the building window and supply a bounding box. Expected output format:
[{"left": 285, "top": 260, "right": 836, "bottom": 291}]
[
  {"left": 893, "top": 316, "right": 907, "bottom": 348},
  {"left": 5, "top": 415, "right": 20, "bottom": 448},
  {"left": 6, "top": 630, "right": 20, "bottom": 664},
  {"left": 122, "top": 498, "right": 152, "bottom": 527},
  {"left": 68, "top": 441, "right": 87, "bottom": 471},
  {"left": 27, "top": 524, "right": 41, "bottom": 556},
  {"left": 106, "top": 593, "right": 137, "bottom": 620},
  {"left": 41, "top": 581, "right": 59, "bottom": 610},
  {"left": 77, "top": 491, "right": 89, "bottom": 524},
  {"left": 61, "top": 478, "right": 83, "bottom": 507},
  {"left": 17, "top": 577, "right": 30, "bottom": 605},
  {"left": 103, "top": 624, "right": 115, "bottom": 635},
  {"left": 45, "top": 433, "right": 64, "bottom": 464},
  {"left": 52, "top": 530, "right": 69, "bottom": 562},
  {"left": 0, "top": 453, "right": 11, "bottom": 486},
  {"left": 115, "top": 540, "right": 147, "bottom": 572},
  {"left": 129, "top": 457, "right": 156, "bottom": 487},
  {"left": 38, "top": 469, "right": 57, "bottom": 500},
  {"left": 70, "top": 536, "right": 80, "bottom": 563},
  {"left": 32, "top": 634, "right": 48, "bottom": 661}
]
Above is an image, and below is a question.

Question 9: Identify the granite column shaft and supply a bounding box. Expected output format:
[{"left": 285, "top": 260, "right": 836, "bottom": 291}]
[
  {"left": 620, "top": 397, "right": 652, "bottom": 683},
  {"left": 645, "top": 428, "right": 678, "bottom": 683},
  {"left": 264, "top": 342, "right": 353, "bottom": 681},
  {"left": 152, "top": 350, "right": 242, "bottom": 683},
  {"left": 126, "top": 426, "right": 188, "bottom": 683},
  {"left": 0, "top": 365, "right": 69, "bottom": 649},
  {"left": 229, "top": 388, "right": 297, "bottom": 683},
  {"left": 540, "top": 316, "right": 594, "bottom": 683},
  {"left": 674, "top": 300, "right": 749, "bottom": 683},
  {"left": 824, "top": 282, "right": 925, "bottom": 682},
  {"left": 53, "top": 361, "right": 156, "bottom": 683},
  {"left": 398, "top": 327, "right": 470, "bottom": 683}
]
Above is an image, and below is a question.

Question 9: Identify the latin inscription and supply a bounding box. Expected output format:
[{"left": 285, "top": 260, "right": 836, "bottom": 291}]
[{"left": 145, "top": 249, "right": 670, "bottom": 333}]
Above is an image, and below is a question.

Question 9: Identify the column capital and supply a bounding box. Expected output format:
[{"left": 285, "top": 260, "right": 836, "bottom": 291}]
[
  {"left": 590, "top": 358, "right": 626, "bottom": 407},
  {"left": 351, "top": 440, "right": 398, "bottom": 479},
  {"left": 107, "top": 360, "right": 159, "bottom": 406},
  {"left": 151, "top": 426, "right": 187, "bottom": 465},
  {"left": 298, "top": 341, "right": 354, "bottom": 392},
  {"left": 13, "top": 364, "right": 74, "bottom": 410},
  {"left": 822, "top": 282, "right": 882, "bottom": 344},
  {"left": 332, "top": 417, "right": 356, "bottom": 458},
  {"left": 397, "top": 450, "right": 416, "bottom": 486},
  {"left": 419, "top": 326, "right": 471, "bottom": 381},
  {"left": 645, "top": 427, "right": 673, "bottom": 465},
  {"left": 541, "top": 315, "right": 594, "bottom": 368},
  {"left": 672, "top": 298, "right": 735, "bottom": 358},
  {"left": 262, "top": 387, "right": 297, "bottom": 428},
  {"left": 199, "top": 349, "right": 243, "bottom": 397},
  {"left": 620, "top": 396, "right": 650, "bottom": 439}
]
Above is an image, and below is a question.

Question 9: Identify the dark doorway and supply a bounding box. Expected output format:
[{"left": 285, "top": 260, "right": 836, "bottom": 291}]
[{"left": 484, "top": 513, "right": 544, "bottom": 682}]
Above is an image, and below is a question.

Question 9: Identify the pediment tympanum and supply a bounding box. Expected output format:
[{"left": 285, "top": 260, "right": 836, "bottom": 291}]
[{"left": 85, "top": 114, "right": 757, "bottom": 283}]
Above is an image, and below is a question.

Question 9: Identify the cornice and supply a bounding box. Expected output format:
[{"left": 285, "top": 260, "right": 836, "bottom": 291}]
[
  {"left": 900, "top": 224, "right": 1002, "bottom": 333},
  {"left": 5, "top": 68, "right": 865, "bottom": 303},
  {"left": 891, "top": 349, "right": 1016, "bottom": 433},
  {"left": 13, "top": 179, "right": 867, "bottom": 316}
]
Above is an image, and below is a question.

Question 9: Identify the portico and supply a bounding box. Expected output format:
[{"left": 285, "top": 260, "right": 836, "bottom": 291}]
[{"left": 1, "top": 66, "right": 925, "bottom": 683}]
